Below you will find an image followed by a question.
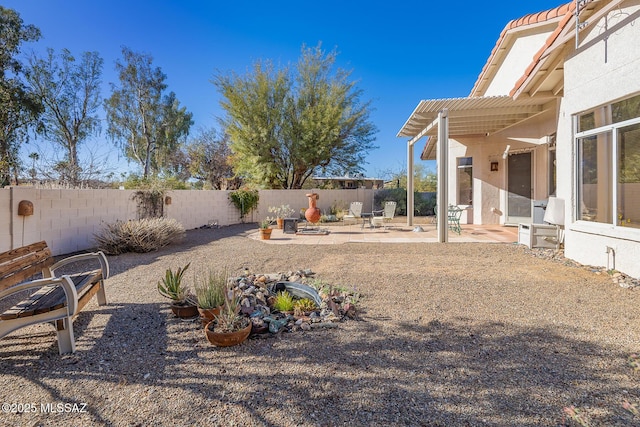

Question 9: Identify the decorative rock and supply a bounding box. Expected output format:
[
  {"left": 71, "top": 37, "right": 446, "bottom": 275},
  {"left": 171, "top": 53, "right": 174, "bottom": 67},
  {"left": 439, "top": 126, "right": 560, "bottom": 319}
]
[
  {"left": 255, "top": 291, "right": 267, "bottom": 305},
  {"left": 300, "top": 323, "right": 311, "bottom": 331},
  {"left": 269, "top": 318, "right": 289, "bottom": 333}
]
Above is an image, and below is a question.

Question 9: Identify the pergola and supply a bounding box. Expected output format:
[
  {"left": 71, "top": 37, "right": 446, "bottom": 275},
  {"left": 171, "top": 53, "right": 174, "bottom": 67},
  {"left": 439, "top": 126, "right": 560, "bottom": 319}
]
[{"left": 396, "top": 95, "right": 556, "bottom": 241}]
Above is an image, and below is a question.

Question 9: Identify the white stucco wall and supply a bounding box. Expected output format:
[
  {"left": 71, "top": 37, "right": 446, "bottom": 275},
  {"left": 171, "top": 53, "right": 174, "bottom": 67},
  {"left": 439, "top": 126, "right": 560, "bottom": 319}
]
[
  {"left": 559, "top": 1, "right": 640, "bottom": 278},
  {"left": 483, "top": 30, "right": 555, "bottom": 96}
]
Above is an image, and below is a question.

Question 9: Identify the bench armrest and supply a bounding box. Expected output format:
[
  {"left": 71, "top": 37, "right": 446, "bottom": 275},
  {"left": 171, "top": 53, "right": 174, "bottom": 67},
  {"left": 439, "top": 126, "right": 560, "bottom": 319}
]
[
  {"left": 46, "top": 251, "right": 110, "bottom": 280},
  {"left": 0, "top": 276, "right": 79, "bottom": 316}
]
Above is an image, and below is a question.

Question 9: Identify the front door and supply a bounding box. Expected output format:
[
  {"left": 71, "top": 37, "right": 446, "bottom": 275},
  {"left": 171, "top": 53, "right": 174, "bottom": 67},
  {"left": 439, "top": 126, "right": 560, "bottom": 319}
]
[{"left": 506, "top": 152, "right": 532, "bottom": 224}]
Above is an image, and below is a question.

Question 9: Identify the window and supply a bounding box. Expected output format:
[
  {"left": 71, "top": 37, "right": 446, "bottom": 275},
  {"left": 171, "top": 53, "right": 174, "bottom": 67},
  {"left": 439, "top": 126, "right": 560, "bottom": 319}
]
[
  {"left": 575, "top": 93, "right": 640, "bottom": 228},
  {"left": 457, "top": 157, "right": 472, "bottom": 205}
]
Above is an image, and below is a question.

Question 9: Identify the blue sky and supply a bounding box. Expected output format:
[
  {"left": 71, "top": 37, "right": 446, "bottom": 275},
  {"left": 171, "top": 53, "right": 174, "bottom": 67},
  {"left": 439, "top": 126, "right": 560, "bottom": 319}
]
[{"left": 5, "top": 0, "right": 567, "bottom": 180}]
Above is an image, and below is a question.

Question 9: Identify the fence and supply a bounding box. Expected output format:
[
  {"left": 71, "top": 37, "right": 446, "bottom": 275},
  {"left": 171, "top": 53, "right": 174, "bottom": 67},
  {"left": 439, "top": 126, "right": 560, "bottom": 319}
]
[{"left": 0, "top": 187, "right": 374, "bottom": 256}]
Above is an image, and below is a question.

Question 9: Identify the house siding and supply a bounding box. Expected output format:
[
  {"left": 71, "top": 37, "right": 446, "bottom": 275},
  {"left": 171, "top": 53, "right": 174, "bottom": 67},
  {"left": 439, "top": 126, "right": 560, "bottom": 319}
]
[{"left": 560, "top": 1, "right": 640, "bottom": 278}]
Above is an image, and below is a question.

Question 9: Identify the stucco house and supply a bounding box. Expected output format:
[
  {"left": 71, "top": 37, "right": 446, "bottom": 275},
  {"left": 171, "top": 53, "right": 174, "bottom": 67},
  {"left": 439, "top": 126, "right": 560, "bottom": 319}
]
[{"left": 398, "top": 0, "right": 640, "bottom": 278}]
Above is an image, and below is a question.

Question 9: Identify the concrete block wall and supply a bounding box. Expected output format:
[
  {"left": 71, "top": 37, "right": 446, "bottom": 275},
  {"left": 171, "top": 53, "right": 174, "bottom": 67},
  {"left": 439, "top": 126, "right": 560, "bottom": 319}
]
[{"left": 1, "top": 187, "right": 374, "bottom": 256}]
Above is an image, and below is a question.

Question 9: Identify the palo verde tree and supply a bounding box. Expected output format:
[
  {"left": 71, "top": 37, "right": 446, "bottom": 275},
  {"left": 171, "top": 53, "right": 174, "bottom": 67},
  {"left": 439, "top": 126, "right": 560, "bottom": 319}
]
[
  {"left": 214, "top": 44, "right": 377, "bottom": 189},
  {"left": 0, "top": 7, "right": 42, "bottom": 186},
  {"left": 26, "top": 48, "right": 103, "bottom": 186},
  {"left": 104, "top": 47, "right": 193, "bottom": 179}
]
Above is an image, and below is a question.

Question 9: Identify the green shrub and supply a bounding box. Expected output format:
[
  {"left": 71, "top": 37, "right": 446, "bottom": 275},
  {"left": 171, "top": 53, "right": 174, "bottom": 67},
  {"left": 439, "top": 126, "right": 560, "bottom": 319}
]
[
  {"left": 229, "top": 188, "right": 259, "bottom": 221},
  {"left": 374, "top": 189, "right": 436, "bottom": 216}
]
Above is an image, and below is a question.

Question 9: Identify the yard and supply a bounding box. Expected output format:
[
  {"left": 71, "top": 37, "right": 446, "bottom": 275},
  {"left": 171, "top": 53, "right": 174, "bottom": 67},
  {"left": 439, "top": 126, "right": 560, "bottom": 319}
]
[{"left": 0, "top": 223, "right": 638, "bottom": 426}]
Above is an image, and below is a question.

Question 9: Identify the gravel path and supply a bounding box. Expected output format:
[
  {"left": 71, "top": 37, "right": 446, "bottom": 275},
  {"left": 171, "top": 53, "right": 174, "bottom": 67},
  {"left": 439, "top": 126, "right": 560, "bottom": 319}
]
[{"left": 1, "top": 223, "right": 639, "bottom": 426}]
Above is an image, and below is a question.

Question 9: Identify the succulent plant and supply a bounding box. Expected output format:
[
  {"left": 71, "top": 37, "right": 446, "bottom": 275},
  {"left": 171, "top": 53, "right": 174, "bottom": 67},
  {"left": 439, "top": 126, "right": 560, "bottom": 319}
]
[
  {"left": 212, "top": 290, "right": 249, "bottom": 333},
  {"left": 194, "top": 267, "right": 227, "bottom": 309},
  {"left": 272, "top": 291, "right": 295, "bottom": 312},
  {"left": 158, "top": 263, "right": 192, "bottom": 303}
]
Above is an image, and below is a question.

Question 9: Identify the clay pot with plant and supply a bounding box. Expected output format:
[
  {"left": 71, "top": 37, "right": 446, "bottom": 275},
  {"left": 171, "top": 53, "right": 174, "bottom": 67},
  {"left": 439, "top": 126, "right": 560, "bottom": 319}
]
[
  {"left": 259, "top": 218, "right": 273, "bottom": 240},
  {"left": 205, "top": 290, "right": 251, "bottom": 347},
  {"left": 194, "top": 268, "right": 228, "bottom": 327},
  {"left": 158, "top": 263, "right": 198, "bottom": 318}
]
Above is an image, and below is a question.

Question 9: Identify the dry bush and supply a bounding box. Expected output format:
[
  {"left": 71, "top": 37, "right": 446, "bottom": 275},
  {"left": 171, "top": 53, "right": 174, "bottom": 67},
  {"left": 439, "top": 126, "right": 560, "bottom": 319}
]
[{"left": 94, "top": 218, "right": 185, "bottom": 255}]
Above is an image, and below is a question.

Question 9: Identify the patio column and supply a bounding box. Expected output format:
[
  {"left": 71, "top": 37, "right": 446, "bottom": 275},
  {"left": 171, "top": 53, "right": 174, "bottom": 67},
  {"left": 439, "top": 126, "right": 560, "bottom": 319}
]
[
  {"left": 407, "top": 140, "right": 414, "bottom": 226},
  {"left": 437, "top": 109, "right": 449, "bottom": 243}
]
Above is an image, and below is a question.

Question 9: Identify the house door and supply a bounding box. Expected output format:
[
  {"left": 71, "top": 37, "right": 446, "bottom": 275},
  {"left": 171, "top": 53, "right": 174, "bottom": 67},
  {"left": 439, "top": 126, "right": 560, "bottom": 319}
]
[{"left": 506, "top": 152, "right": 532, "bottom": 224}]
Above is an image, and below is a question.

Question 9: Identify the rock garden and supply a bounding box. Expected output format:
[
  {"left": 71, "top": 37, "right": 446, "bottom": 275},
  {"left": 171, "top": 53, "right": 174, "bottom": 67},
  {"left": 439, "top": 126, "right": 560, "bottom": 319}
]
[{"left": 158, "top": 265, "right": 360, "bottom": 347}]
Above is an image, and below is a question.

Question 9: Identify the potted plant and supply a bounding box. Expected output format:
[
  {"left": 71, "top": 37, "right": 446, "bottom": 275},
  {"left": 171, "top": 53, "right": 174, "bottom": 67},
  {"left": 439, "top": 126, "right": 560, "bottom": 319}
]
[
  {"left": 158, "top": 263, "right": 198, "bottom": 318},
  {"left": 268, "top": 204, "right": 296, "bottom": 229},
  {"left": 205, "top": 290, "right": 251, "bottom": 347},
  {"left": 259, "top": 218, "right": 273, "bottom": 240},
  {"left": 194, "top": 268, "right": 228, "bottom": 327}
]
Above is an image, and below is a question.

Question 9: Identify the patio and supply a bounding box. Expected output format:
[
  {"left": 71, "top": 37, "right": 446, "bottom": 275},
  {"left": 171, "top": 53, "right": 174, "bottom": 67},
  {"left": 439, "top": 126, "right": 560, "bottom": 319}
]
[{"left": 250, "top": 218, "right": 519, "bottom": 245}]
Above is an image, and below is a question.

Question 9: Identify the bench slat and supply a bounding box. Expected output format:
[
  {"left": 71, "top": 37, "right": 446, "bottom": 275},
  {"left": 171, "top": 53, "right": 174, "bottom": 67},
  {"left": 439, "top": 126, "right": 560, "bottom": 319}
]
[
  {"left": 0, "top": 271, "right": 101, "bottom": 320},
  {"left": 0, "top": 242, "right": 53, "bottom": 291},
  {"left": 0, "top": 241, "right": 48, "bottom": 264}
]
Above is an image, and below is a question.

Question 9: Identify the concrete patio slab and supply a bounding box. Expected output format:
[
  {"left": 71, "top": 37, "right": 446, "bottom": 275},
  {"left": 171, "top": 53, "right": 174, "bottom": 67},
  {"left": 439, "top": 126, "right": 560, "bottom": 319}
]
[{"left": 249, "top": 221, "right": 519, "bottom": 245}]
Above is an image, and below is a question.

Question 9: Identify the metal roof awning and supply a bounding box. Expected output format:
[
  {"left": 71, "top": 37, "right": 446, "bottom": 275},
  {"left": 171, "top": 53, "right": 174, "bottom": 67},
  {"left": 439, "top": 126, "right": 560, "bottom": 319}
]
[{"left": 397, "top": 95, "right": 556, "bottom": 159}]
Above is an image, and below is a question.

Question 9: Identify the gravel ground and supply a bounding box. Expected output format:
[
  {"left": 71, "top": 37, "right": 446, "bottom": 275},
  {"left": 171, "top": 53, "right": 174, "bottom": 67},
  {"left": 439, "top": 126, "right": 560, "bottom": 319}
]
[{"left": 1, "top": 223, "right": 639, "bottom": 427}]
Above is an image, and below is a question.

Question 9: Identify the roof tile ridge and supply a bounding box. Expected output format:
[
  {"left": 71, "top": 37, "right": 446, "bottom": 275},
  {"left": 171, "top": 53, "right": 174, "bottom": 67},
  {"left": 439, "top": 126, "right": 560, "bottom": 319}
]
[
  {"left": 472, "top": 2, "right": 573, "bottom": 96},
  {"left": 509, "top": 2, "right": 576, "bottom": 97}
]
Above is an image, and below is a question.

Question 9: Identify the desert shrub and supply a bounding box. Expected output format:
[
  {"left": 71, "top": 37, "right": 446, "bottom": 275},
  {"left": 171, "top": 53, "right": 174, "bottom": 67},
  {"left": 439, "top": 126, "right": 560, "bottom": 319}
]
[
  {"left": 94, "top": 217, "right": 185, "bottom": 254},
  {"left": 374, "top": 189, "right": 436, "bottom": 216}
]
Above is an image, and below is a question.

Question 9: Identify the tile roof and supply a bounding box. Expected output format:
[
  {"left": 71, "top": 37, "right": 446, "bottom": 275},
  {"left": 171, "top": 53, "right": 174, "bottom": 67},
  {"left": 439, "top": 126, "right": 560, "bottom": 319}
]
[
  {"left": 509, "top": 2, "right": 577, "bottom": 97},
  {"left": 506, "top": 2, "right": 573, "bottom": 30}
]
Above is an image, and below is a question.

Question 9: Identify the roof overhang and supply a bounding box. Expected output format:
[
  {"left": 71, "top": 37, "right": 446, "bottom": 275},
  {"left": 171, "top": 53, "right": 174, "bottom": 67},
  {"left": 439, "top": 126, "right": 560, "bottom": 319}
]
[{"left": 396, "top": 95, "right": 556, "bottom": 160}]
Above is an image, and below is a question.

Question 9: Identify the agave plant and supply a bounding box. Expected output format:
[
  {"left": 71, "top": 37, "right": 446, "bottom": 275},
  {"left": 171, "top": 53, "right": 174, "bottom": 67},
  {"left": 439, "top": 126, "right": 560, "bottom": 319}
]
[{"left": 158, "top": 263, "right": 193, "bottom": 304}]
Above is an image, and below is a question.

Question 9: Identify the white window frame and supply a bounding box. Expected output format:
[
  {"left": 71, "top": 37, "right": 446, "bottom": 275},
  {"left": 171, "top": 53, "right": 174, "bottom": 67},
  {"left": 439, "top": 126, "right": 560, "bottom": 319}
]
[{"left": 574, "top": 106, "right": 640, "bottom": 236}]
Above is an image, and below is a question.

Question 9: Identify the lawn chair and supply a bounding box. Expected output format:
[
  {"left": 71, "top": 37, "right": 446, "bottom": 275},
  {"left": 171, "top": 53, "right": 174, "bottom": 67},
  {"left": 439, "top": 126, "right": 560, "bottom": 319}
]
[
  {"left": 371, "top": 201, "right": 397, "bottom": 230},
  {"left": 343, "top": 202, "right": 363, "bottom": 225},
  {"left": 434, "top": 205, "right": 463, "bottom": 235}
]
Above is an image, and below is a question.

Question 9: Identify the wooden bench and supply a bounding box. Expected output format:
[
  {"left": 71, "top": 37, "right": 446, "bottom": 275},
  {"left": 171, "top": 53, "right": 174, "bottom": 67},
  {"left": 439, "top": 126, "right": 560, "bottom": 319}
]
[{"left": 0, "top": 241, "right": 109, "bottom": 355}]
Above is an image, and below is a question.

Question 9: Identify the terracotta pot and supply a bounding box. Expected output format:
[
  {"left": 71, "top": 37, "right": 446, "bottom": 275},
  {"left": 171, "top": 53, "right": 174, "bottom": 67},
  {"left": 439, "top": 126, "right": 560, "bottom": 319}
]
[
  {"left": 305, "top": 193, "right": 321, "bottom": 223},
  {"left": 259, "top": 228, "right": 272, "bottom": 240},
  {"left": 170, "top": 302, "right": 199, "bottom": 318},
  {"left": 205, "top": 320, "right": 252, "bottom": 347},
  {"left": 198, "top": 306, "right": 222, "bottom": 327},
  {"left": 276, "top": 217, "right": 284, "bottom": 229}
]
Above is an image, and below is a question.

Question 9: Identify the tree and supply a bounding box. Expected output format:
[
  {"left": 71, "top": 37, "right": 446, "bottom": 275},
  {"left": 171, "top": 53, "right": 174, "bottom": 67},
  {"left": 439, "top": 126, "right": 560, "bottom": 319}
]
[
  {"left": 187, "top": 128, "right": 241, "bottom": 189},
  {"left": 28, "top": 151, "right": 39, "bottom": 181},
  {"left": 0, "top": 7, "right": 42, "bottom": 186},
  {"left": 380, "top": 163, "right": 437, "bottom": 192},
  {"left": 26, "top": 48, "right": 103, "bottom": 186},
  {"left": 214, "top": 44, "right": 377, "bottom": 189},
  {"left": 104, "top": 47, "right": 193, "bottom": 179}
]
